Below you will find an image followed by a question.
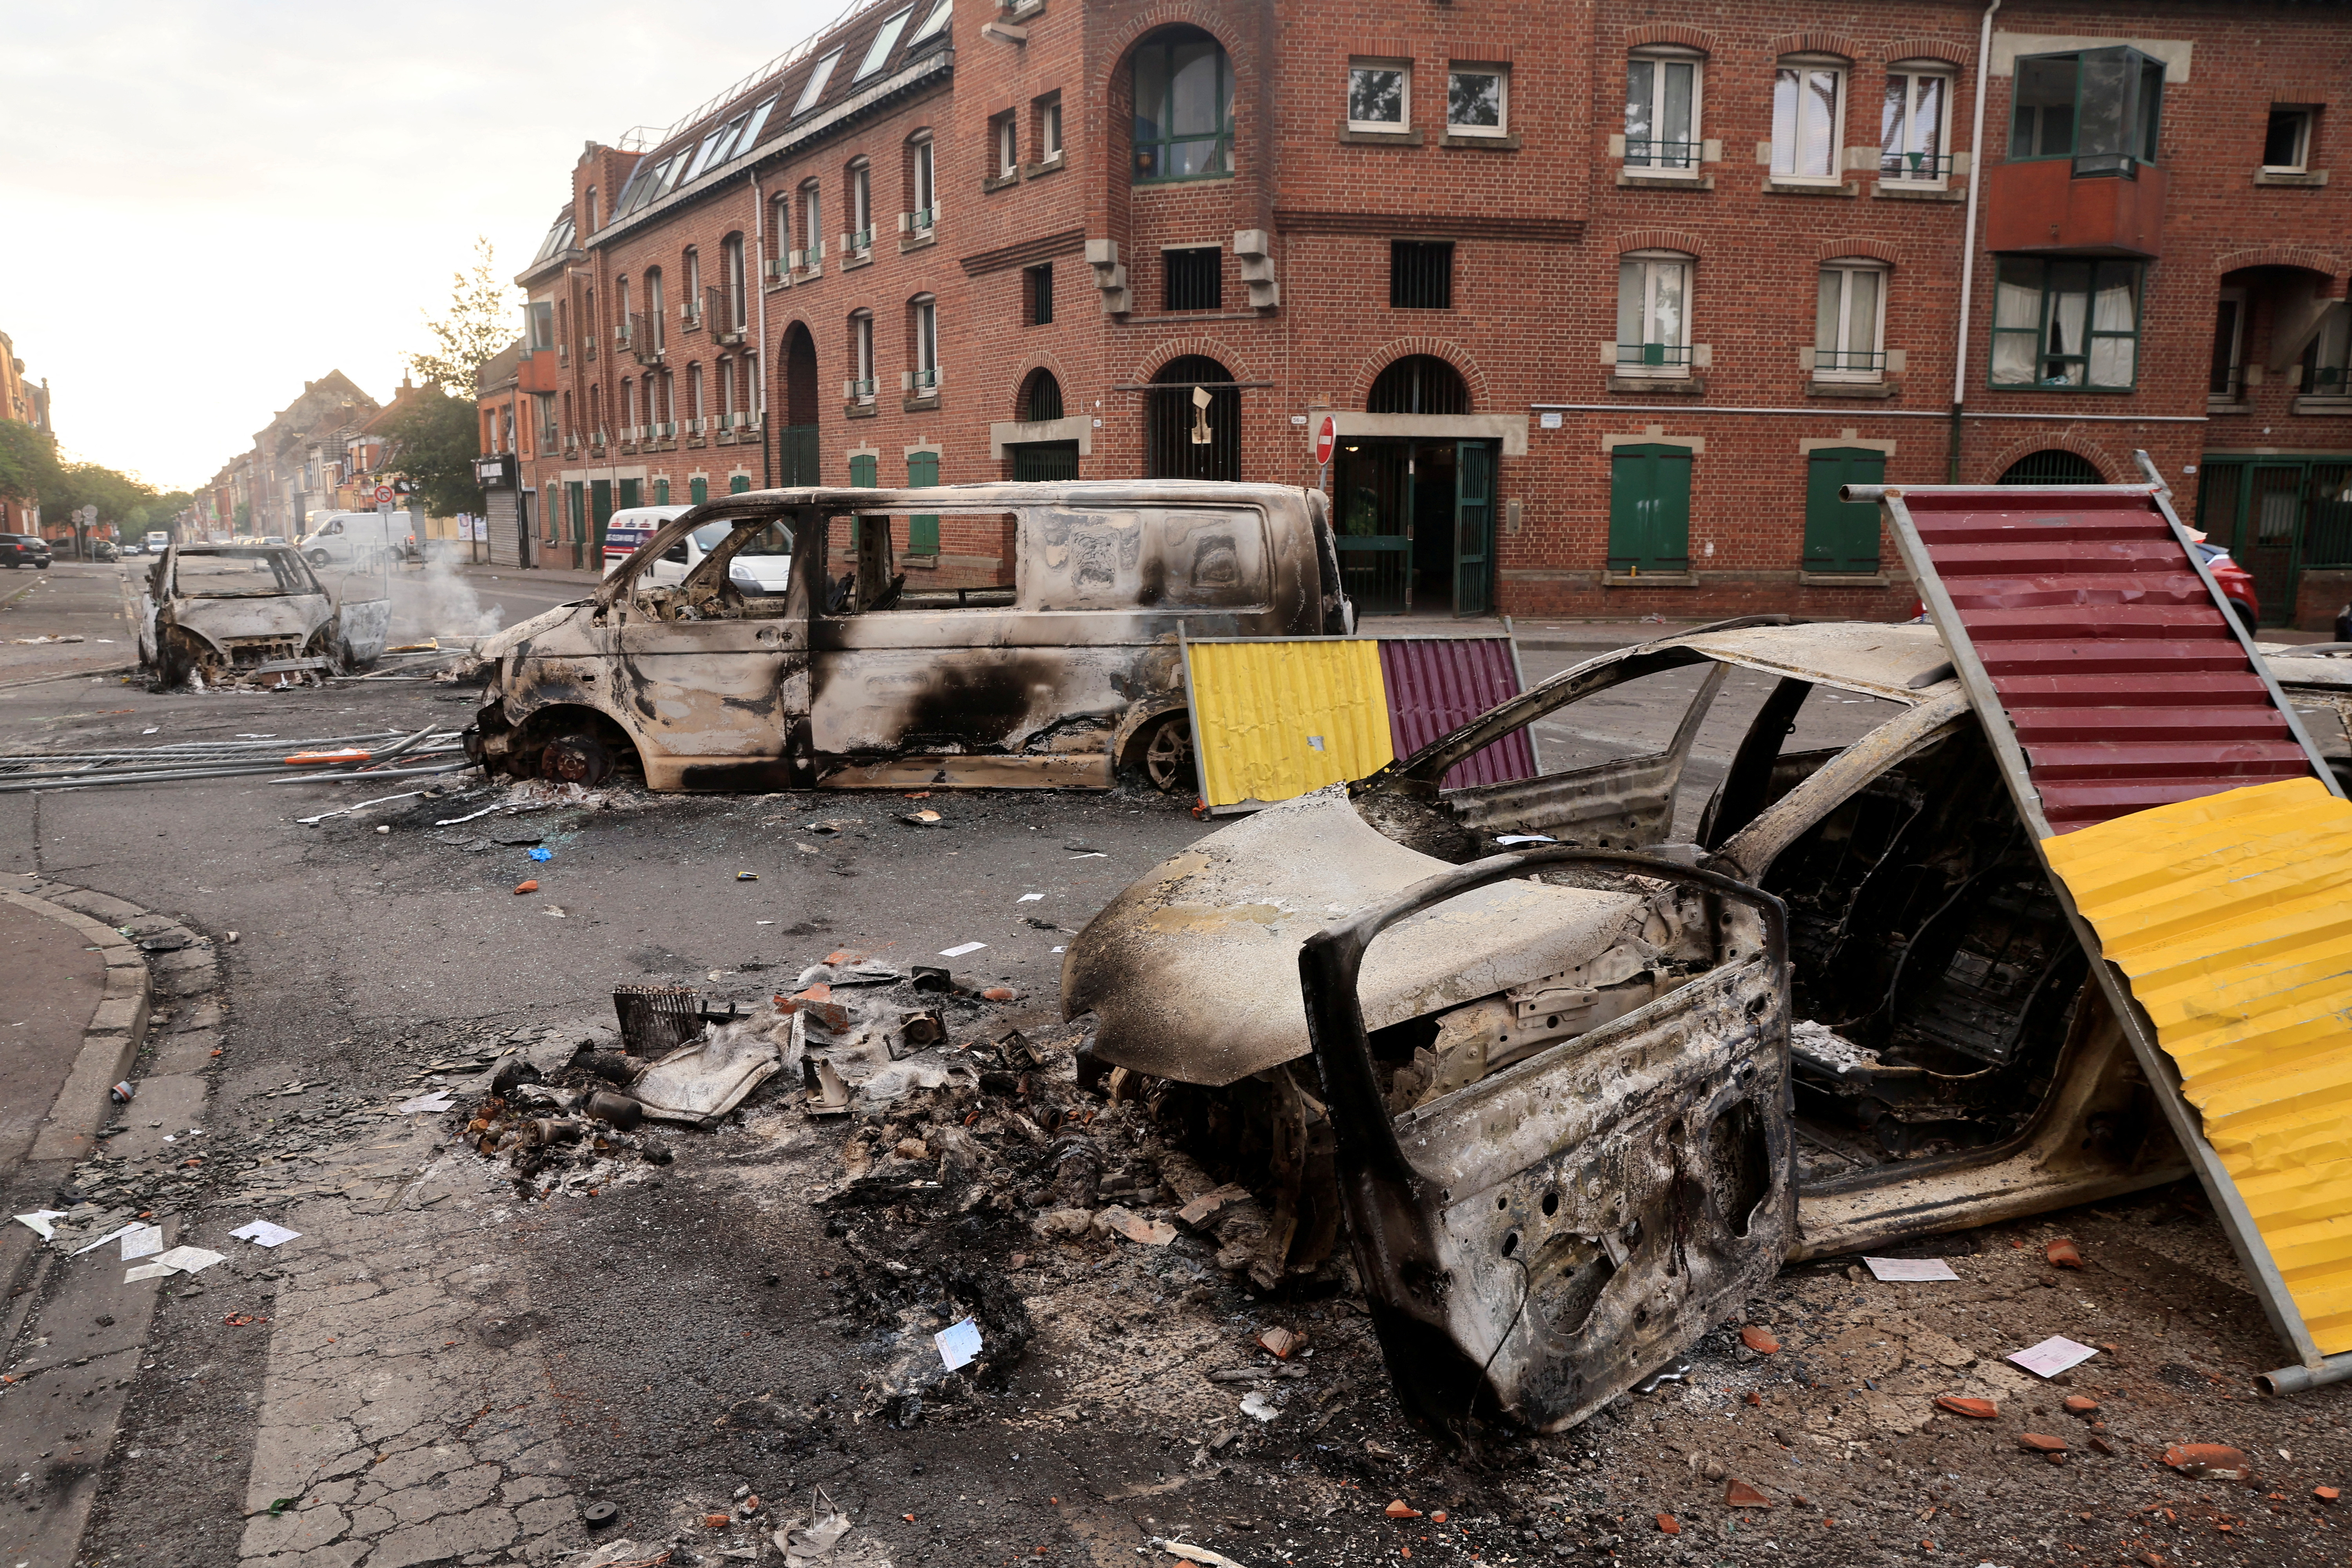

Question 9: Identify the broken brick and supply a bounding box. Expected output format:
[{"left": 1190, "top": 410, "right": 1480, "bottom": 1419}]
[
  {"left": 2046, "top": 1237, "right": 2084, "bottom": 1269},
  {"left": 1656, "top": 1514, "right": 1680, "bottom": 1535},
  {"left": 1256, "top": 1327, "right": 1305, "bottom": 1359},
  {"left": 1935, "top": 1396, "right": 1998, "bottom": 1419},
  {"left": 2062, "top": 1394, "right": 2100, "bottom": 1415},
  {"left": 1385, "top": 1501, "right": 1421, "bottom": 1519},
  {"left": 1724, "top": 1481, "right": 1772, "bottom": 1508},
  {"left": 2315, "top": 1486, "right": 2339, "bottom": 1504},
  {"left": 513, "top": 880, "right": 539, "bottom": 895},
  {"left": 2090, "top": 1436, "right": 2116, "bottom": 1457},
  {"left": 1740, "top": 1326, "right": 1780, "bottom": 1354},
  {"left": 2164, "top": 1444, "right": 2254, "bottom": 1481},
  {"left": 2018, "top": 1433, "right": 2070, "bottom": 1454}
]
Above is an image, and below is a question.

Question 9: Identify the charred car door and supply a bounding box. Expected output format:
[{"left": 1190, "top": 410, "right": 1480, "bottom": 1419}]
[
  {"left": 594, "top": 514, "right": 811, "bottom": 791},
  {"left": 1301, "top": 848, "right": 1795, "bottom": 1433}
]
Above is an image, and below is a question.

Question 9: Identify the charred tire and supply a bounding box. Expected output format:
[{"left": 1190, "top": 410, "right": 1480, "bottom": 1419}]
[
  {"left": 34, "top": 561, "right": 48, "bottom": 570},
  {"left": 1126, "top": 711, "right": 1196, "bottom": 794},
  {"left": 540, "top": 733, "right": 615, "bottom": 787}
]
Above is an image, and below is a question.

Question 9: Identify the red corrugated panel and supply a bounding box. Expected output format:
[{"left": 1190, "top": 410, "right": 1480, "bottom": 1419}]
[
  {"left": 1901, "top": 487, "right": 2316, "bottom": 833},
  {"left": 1378, "top": 636, "right": 1537, "bottom": 790}
]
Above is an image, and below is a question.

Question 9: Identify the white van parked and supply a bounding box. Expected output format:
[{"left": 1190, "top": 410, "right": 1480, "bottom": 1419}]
[
  {"left": 600, "top": 505, "right": 791, "bottom": 595},
  {"left": 298, "top": 512, "right": 413, "bottom": 570}
]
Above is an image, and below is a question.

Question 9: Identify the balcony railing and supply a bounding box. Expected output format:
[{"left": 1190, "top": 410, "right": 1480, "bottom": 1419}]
[
  {"left": 910, "top": 366, "right": 940, "bottom": 392},
  {"left": 1624, "top": 138, "right": 1703, "bottom": 169},
  {"left": 1616, "top": 342, "right": 1693, "bottom": 368},
  {"left": 1880, "top": 149, "right": 1956, "bottom": 181},
  {"left": 849, "top": 377, "right": 877, "bottom": 401},
  {"left": 907, "top": 206, "right": 934, "bottom": 233},
  {"left": 849, "top": 226, "right": 874, "bottom": 254},
  {"left": 1814, "top": 348, "right": 1886, "bottom": 374},
  {"left": 764, "top": 257, "right": 789, "bottom": 282}
]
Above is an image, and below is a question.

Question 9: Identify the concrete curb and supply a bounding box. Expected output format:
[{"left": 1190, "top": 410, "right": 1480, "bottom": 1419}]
[{"left": 5, "top": 887, "right": 152, "bottom": 1162}]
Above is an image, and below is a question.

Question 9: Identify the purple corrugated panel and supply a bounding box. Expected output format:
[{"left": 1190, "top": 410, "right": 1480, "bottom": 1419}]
[
  {"left": 1903, "top": 487, "right": 2316, "bottom": 832},
  {"left": 1378, "top": 637, "right": 1538, "bottom": 790}
]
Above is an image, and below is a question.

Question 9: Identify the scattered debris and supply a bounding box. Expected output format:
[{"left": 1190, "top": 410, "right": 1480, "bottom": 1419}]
[
  {"left": 229, "top": 1220, "right": 301, "bottom": 1247},
  {"left": 1739, "top": 1325, "right": 1780, "bottom": 1354},
  {"left": 513, "top": 880, "right": 539, "bottom": 895},
  {"left": 1255, "top": 1326, "right": 1304, "bottom": 1359},
  {"left": 397, "top": 1091, "right": 458, "bottom": 1114},
  {"left": 1724, "top": 1480, "right": 1772, "bottom": 1508},
  {"left": 938, "top": 941, "right": 986, "bottom": 958},
  {"left": 1863, "top": 1256, "right": 1960, "bottom": 1282},
  {"left": 1150, "top": 1540, "right": 1252, "bottom": 1568},
  {"left": 2009, "top": 1335, "right": 2099, "bottom": 1378},
  {"left": 933, "top": 1318, "right": 982, "bottom": 1372},
  {"left": 11, "top": 1209, "right": 64, "bottom": 1240},
  {"left": 2164, "top": 1444, "right": 2255, "bottom": 1481},
  {"left": 1384, "top": 1501, "right": 1421, "bottom": 1520},
  {"left": 1935, "top": 1396, "right": 1998, "bottom": 1419},
  {"left": 2045, "top": 1236, "right": 2085, "bottom": 1269}
]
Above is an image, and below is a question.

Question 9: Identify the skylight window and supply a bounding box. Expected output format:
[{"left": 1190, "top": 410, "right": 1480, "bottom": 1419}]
[
  {"left": 794, "top": 49, "right": 842, "bottom": 115},
  {"left": 686, "top": 114, "right": 744, "bottom": 181},
  {"left": 738, "top": 95, "right": 778, "bottom": 151},
  {"left": 855, "top": 9, "right": 913, "bottom": 80},
  {"left": 909, "top": 0, "right": 950, "bottom": 45}
]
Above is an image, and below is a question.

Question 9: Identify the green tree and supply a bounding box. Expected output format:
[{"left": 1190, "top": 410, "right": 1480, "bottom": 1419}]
[
  {"left": 385, "top": 386, "right": 483, "bottom": 517},
  {"left": 0, "top": 419, "right": 59, "bottom": 505},
  {"left": 406, "top": 237, "right": 516, "bottom": 396}
]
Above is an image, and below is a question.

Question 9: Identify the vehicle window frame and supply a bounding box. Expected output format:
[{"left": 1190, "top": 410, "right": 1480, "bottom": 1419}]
[{"left": 1711, "top": 691, "right": 1972, "bottom": 880}]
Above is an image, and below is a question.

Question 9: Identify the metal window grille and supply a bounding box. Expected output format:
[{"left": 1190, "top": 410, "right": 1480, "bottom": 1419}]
[
  {"left": 1024, "top": 370, "right": 1064, "bottom": 421},
  {"left": 1145, "top": 355, "right": 1238, "bottom": 481},
  {"left": 1998, "top": 450, "right": 2105, "bottom": 484},
  {"left": 1027, "top": 263, "right": 1054, "bottom": 326},
  {"left": 1389, "top": 241, "right": 1454, "bottom": 310},
  {"left": 1367, "top": 355, "right": 1469, "bottom": 414},
  {"left": 1163, "top": 248, "right": 1222, "bottom": 312}
]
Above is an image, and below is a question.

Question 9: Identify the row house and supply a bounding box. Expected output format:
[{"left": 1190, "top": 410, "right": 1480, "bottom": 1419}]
[
  {"left": 0, "top": 327, "right": 51, "bottom": 535},
  {"left": 490, "top": 0, "right": 2352, "bottom": 625},
  {"left": 243, "top": 373, "right": 379, "bottom": 540}
]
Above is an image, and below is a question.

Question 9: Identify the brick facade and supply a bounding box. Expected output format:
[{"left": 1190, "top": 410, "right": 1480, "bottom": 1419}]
[{"left": 496, "top": 0, "right": 2352, "bottom": 624}]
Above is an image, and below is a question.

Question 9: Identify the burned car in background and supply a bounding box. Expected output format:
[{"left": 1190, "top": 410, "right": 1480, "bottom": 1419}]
[
  {"left": 134, "top": 544, "right": 390, "bottom": 689},
  {"left": 463, "top": 482, "right": 1347, "bottom": 789},
  {"left": 1064, "top": 619, "right": 2262, "bottom": 1432}
]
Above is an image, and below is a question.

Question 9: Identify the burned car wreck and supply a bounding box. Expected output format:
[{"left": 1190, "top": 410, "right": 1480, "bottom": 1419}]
[
  {"left": 461, "top": 481, "right": 1347, "bottom": 790},
  {"left": 1064, "top": 619, "right": 2222, "bottom": 1434},
  {"left": 135, "top": 543, "right": 390, "bottom": 688}
]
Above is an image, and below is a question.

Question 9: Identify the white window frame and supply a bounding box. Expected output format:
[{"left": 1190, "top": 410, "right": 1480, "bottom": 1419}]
[
  {"left": 2264, "top": 105, "right": 2315, "bottom": 173},
  {"left": 851, "top": 312, "right": 876, "bottom": 403},
  {"left": 1624, "top": 47, "right": 1704, "bottom": 172},
  {"left": 1616, "top": 250, "right": 1693, "bottom": 379},
  {"left": 911, "top": 295, "right": 939, "bottom": 391},
  {"left": 719, "top": 357, "right": 735, "bottom": 419},
  {"left": 1880, "top": 64, "right": 1954, "bottom": 185},
  {"left": 908, "top": 0, "right": 950, "bottom": 45},
  {"left": 1347, "top": 57, "right": 1412, "bottom": 132},
  {"left": 910, "top": 136, "right": 936, "bottom": 230},
  {"left": 800, "top": 183, "right": 823, "bottom": 270},
  {"left": 688, "top": 363, "right": 705, "bottom": 428},
  {"left": 855, "top": 7, "right": 913, "bottom": 82},
  {"left": 794, "top": 49, "right": 842, "bottom": 117},
  {"left": 996, "top": 113, "right": 1018, "bottom": 177},
  {"left": 848, "top": 161, "right": 873, "bottom": 252},
  {"left": 1771, "top": 56, "right": 1848, "bottom": 182},
  {"left": 1039, "top": 98, "right": 1063, "bottom": 161},
  {"left": 1446, "top": 62, "right": 1509, "bottom": 137},
  {"left": 1814, "top": 260, "right": 1889, "bottom": 383}
]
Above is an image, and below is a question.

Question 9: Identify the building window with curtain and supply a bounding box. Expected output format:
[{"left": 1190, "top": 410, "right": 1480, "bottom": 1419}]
[
  {"left": 1132, "top": 29, "right": 1232, "bottom": 181},
  {"left": 1771, "top": 56, "right": 1846, "bottom": 181},
  {"left": 908, "top": 295, "right": 939, "bottom": 395},
  {"left": 1990, "top": 259, "right": 2141, "bottom": 390},
  {"left": 1617, "top": 252, "right": 1692, "bottom": 376},
  {"left": 1880, "top": 64, "right": 1952, "bottom": 183},
  {"left": 1814, "top": 261, "right": 1886, "bottom": 380},
  {"left": 849, "top": 312, "right": 876, "bottom": 403},
  {"left": 1625, "top": 48, "right": 1702, "bottom": 170}
]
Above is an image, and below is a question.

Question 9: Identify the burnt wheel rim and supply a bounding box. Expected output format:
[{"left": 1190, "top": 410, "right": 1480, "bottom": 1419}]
[
  {"left": 541, "top": 735, "right": 612, "bottom": 786},
  {"left": 1144, "top": 717, "right": 1193, "bottom": 792}
]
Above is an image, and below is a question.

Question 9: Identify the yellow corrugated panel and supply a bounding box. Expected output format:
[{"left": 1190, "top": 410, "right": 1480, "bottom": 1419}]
[
  {"left": 2043, "top": 777, "right": 2352, "bottom": 1354},
  {"left": 1185, "top": 639, "right": 1394, "bottom": 809}
]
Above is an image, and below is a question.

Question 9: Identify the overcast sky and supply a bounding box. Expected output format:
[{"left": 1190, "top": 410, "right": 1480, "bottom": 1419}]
[{"left": 2, "top": 0, "right": 846, "bottom": 493}]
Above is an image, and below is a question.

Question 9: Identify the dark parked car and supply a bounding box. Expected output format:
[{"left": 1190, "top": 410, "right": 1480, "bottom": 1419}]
[{"left": 0, "top": 535, "right": 54, "bottom": 569}]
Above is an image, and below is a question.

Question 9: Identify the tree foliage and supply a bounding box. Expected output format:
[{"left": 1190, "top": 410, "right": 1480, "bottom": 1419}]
[
  {"left": 406, "top": 237, "right": 517, "bottom": 396},
  {"left": 385, "top": 386, "right": 483, "bottom": 518},
  {"left": 0, "top": 419, "right": 59, "bottom": 505}
]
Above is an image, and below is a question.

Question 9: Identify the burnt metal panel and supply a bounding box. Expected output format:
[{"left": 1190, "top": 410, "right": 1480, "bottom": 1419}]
[{"left": 1378, "top": 634, "right": 1538, "bottom": 790}]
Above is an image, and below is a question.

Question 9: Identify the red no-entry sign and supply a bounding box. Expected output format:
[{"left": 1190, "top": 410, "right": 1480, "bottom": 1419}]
[
  {"left": 1313, "top": 414, "right": 1337, "bottom": 466},
  {"left": 374, "top": 485, "right": 394, "bottom": 503}
]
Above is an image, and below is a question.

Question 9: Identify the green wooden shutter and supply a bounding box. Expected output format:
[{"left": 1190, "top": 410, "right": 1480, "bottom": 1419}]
[
  {"left": 589, "top": 479, "right": 613, "bottom": 554},
  {"left": 1606, "top": 443, "right": 1693, "bottom": 575},
  {"left": 849, "top": 454, "right": 878, "bottom": 487},
  {"left": 907, "top": 450, "right": 940, "bottom": 555},
  {"left": 689, "top": 477, "right": 709, "bottom": 506},
  {"left": 566, "top": 482, "right": 585, "bottom": 541},
  {"left": 618, "top": 477, "right": 641, "bottom": 512},
  {"left": 1453, "top": 441, "right": 1494, "bottom": 616},
  {"left": 655, "top": 479, "right": 669, "bottom": 505},
  {"left": 729, "top": 475, "right": 751, "bottom": 494},
  {"left": 1801, "top": 448, "right": 1886, "bottom": 574}
]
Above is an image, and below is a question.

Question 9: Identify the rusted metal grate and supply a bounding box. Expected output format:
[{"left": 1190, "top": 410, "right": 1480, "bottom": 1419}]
[{"left": 1877, "top": 482, "right": 2323, "bottom": 833}]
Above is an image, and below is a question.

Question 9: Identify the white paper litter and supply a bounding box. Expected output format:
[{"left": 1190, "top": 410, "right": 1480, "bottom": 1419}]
[
  {"left": 2008, "top": 1334, "right": 2100, "bottom": 1378},
  {"left": 1067, "top": 851, "right": 1107, "bottom": 859},
  {"left": 1864, "top": 1256, "right": 1960, "bottom": 1282},
  {"left": 123, "top": 1261, "right": 177, "bottom": 1283},
  {"left": 1018, "top": 893, "right": 1044, "bottom": 902},
  {"left": 1239, "top": 1391, "right": 1281, "bottom": 1422},
  {"left": 149, "top": 1245, "right": 226, "bottom": 1276},
  {"left": 71, "top": 1223, "right": 136, "bottom": 1257},
  {"left": 230, "top": 1220, "right": 302, "bottom": 1248},
  {"left": 119, "top": 1224, "right": 165, "bottom": 1261},
  {"left": 396, "top": 1091, "right": 457, "bottom": 1114},
  {"left": 1495, "top": 833, "right": 1557, "bottom": 846},
  {"left": 11, "top": 1210, "right": 64, "bottom": 1240},
  {"left": 935, "top": 1316, "right": 983, "bottom": 1372},
  {"left": 937, "top": 941, "right": 987, "bottom": 958}
]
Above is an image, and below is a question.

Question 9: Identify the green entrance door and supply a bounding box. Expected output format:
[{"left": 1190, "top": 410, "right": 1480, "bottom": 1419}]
[
  {"left": 1802, "top": 447, "right": 1886, "bottom": 575},
  {"left": 618, "top": 478, "right": 641, "bottom": 512},
  {"left": 589, "top": 479, "right": 613, "bottom": 568},
  {"left": 1332, "top": 440, "right": 1412, "bottom": 615},
  {"left": 1454, "top": 440, "right": 1495, "bottom": 617},
  {"left": 779, "top": 425, "right": 819, "bottom": 486},
  {"left": 1607, "top": 443, "right": 1693, "bottom": 576}
]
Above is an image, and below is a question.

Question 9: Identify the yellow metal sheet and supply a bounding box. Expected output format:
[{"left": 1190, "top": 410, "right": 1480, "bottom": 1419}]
[
  {"left": 2043, "top": 777, "right": 2352, "bottom": 1354},
  {"left": 1184, "top": 639, "right": 1394, "bottom": 809}
]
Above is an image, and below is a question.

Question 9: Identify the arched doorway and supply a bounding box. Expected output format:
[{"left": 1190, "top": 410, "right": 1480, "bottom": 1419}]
[
  {"left": 1332, "top": 354, "right": 1494, "bottom": 616},
  {"left": 1146, "top": 355, "right": 1239, "bottom": 481},
  {"left": 1367, "top": 355, "right": 1469, "bottom": 414},
  {"left": 779, "top": 322, "right": 819, "bottom": 486},
  {"left": 1999, "top": 449, "right": 2104, "bottom": 484},
  {"left": 1011, "top": 370, "right": 1078, "bottom": 481}
]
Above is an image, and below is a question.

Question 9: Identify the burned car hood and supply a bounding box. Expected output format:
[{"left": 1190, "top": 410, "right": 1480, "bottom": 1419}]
[
  {"left": 1063, "top": 787, "right": 1654, "bottom": 1087},
  {"left": 473, "top": 600, "right": 592, "bottom": 666},
  {"left": 167, "top": 595, "right": 332, "bottom": 650}
]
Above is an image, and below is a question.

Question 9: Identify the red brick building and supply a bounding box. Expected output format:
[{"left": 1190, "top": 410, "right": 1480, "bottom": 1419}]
[{"left": 490, "top": 0, "right": 2352, "bottom": 624}]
